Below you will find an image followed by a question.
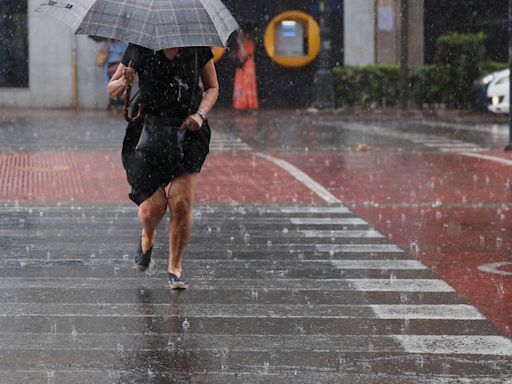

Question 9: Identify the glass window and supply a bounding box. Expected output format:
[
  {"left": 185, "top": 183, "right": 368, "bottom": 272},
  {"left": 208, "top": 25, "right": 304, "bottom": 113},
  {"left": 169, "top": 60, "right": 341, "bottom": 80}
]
[{"left": 0, "top": 1, "right": 29, "bottom": 88}]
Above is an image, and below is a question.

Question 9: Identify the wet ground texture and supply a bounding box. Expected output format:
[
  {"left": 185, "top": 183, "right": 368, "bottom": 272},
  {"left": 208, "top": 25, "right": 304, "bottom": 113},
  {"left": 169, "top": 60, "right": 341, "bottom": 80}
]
[{"left": 1, "top": 109, "right": 512, "bottom": 383}]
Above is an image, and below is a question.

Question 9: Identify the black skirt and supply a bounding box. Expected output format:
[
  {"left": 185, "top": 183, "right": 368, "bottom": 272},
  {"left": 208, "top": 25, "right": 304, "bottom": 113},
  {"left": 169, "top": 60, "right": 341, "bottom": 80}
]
[{"left": 121, "top": 110, "right": 211, "bottom": 206}]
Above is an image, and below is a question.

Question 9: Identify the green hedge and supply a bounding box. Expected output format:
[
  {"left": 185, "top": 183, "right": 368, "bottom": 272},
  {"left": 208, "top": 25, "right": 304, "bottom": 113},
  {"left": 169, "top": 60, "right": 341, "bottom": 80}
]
[
  {"left": 334, "top": 65, "right": 401, "bottom": 108},
  {"left": 334, "top": 32, "right": 506, "bottom": 109},
  {"left": 479, "top": 60, "right": 508, "bottom": 75}
]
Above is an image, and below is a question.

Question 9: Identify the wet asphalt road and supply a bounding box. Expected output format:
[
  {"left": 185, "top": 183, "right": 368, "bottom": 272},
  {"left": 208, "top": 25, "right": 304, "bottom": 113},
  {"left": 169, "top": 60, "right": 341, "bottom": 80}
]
[{"left": 1, "top": 109, "right": 512, "bottom": 383}]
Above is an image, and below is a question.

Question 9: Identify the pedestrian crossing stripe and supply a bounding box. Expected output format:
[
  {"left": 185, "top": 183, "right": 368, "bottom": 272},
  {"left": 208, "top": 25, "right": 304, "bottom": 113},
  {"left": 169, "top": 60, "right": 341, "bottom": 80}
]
[
  {"left": 327, "top": 122, "right": 489, "bottom": 154},
  {"left": 210, "top": 132, "right": 252, "bottom": 152},
  {"left": 2, "top": 203, "right": 512, "bottom": 379}
]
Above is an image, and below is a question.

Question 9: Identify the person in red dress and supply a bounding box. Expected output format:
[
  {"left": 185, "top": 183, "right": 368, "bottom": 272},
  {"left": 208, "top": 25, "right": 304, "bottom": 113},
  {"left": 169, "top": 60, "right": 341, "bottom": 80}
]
[{"left": 232, "top": 29, "right": 259, "bottom": 110}]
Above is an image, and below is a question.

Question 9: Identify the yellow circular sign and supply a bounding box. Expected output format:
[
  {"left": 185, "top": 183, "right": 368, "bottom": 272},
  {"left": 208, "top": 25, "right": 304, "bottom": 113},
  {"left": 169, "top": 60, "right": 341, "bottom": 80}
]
[
  {"left": 264, "top": 10, "right": 321, "bottom": 68},
  {"left": 213, "top": 46, "right": 226, "bottom": 63}
]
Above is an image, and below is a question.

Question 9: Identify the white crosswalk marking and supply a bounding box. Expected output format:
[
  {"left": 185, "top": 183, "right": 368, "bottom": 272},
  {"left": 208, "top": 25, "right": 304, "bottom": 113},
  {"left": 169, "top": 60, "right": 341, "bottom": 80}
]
[
  {"left": 301, "top": 229, "right": 384, "bottom": 238},
  {"left": 325, "top": 122, "right": 489, "bottom": 153},
  {"left": 210, "top": 132, "right": 252, "bottom": 152},
  {"left": 319, "top": 244, "right": 404, "bottom": 253},
  {"left": 331, "top": 259, "right": 426, "bottom": 269},
  {"left": 2, "top": 203, "right": 512, "bottom": 381},
  {"left": 396, "top": 335, "right": 512, "bottom": 356}
]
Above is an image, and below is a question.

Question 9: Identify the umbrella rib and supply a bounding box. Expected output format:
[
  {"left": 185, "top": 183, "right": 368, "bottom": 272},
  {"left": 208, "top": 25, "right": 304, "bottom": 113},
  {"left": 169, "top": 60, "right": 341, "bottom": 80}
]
[
  {"left": 192, "top": 0, "right": 207, "bottom": 47},
  {"left": 198, "top": 0, "right": 220, "bottom": 45},
  {"left": 197, "top": 0, "right": 236, "bottom": 47},
  {"left": 138, "top": 0, "right": 154, "bottom": 47},
  {"left": 110, "top": 0, "right": 128, "bottom": 40},
  {"left": 165, "top": 2, "right": 184, "bottom": 49}
]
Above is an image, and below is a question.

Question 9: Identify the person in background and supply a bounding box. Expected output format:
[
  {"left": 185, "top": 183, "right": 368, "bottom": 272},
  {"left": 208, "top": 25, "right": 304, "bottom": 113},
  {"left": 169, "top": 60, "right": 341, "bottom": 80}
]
[
  {"left": 232, "top": 28, "right": 259, "bottom": 111},
  {"left": 101, "top": 39, "right": 128, "bottom": 111}
]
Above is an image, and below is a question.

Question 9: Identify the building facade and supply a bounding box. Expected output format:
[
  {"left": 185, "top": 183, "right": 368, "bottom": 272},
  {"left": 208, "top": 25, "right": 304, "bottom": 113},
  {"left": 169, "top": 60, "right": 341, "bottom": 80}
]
[
  {"left": 0, "top": 0, "right": 107, "bottom": 109},
  {"left": 1, "top": 0, "right": 429, "bottom": 109}
]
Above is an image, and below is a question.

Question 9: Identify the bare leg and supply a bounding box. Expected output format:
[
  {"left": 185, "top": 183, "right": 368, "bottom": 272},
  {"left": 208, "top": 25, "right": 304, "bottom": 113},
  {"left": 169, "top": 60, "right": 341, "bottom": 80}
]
[
  {"left": 167, "top": 174, "right": 198, "bottom": 277},
  {"left": 138, "top": 187, "right": 168, "bottom": 253}
]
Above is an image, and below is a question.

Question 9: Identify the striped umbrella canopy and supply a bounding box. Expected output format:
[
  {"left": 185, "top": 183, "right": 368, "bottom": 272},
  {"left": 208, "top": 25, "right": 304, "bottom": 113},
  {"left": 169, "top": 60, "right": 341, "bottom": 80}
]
[{"left": 36, "top": 0, "right": 239, "bottom": 50}]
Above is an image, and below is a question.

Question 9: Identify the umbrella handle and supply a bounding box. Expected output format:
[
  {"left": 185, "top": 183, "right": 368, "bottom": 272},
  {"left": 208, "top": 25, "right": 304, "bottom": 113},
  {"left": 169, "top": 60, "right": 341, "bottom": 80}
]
[
  {"left": 123, "top": 84, "right": 144, "bottom": 123},
  {"left": 123, "top": 60, "right": 143, "bottom": 123}
]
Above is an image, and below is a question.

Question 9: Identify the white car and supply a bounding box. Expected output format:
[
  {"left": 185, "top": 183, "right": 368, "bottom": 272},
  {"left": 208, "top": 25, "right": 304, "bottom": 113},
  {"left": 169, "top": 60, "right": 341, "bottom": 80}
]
[{"left": 487, "top": 69, "right": 509, "bottom": 114}]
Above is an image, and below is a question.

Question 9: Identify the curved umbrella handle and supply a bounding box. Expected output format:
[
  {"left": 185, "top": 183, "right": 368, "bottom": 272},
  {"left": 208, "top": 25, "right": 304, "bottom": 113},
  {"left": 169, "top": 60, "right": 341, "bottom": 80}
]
[
  {"left": 123, "top": 84, "right": 144, "bottom": 123},
  {"left": 123, "top": 61, "right": 144, "bottom": 123}
]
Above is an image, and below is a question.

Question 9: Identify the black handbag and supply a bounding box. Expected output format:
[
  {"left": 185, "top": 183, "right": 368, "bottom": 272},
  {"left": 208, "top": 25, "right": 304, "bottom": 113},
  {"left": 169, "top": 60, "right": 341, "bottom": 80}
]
[{"left": 135, "top": 50, "right": 200, "bottom": 160}]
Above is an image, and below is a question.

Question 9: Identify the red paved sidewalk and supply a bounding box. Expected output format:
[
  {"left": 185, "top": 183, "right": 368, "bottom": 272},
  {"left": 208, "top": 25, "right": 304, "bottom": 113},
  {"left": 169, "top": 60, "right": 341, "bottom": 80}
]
[{"left": 0, "top": 151, "right": 322, "bottom": 205}]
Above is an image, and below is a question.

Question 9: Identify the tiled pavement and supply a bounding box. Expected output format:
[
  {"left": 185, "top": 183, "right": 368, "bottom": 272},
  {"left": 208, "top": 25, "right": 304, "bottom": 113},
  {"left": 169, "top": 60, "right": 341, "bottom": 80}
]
[
  {"left": 1, "top": 203, "right": 512, "bottom": 383},
  {"left": 1, "top": 111, "right": 512, "bottom": 382}
]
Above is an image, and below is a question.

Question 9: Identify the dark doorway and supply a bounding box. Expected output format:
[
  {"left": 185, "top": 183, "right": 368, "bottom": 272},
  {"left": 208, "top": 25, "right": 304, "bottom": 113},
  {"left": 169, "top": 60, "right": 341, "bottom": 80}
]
[
  {"left": 425, "top": 0, "right": 507, "bottom": 64},
  {"left": 217, "top": 0, "right": 343, "bottom": 108},
  {"left": 0, "top": 0, "right": 29, "bottom": 88}
]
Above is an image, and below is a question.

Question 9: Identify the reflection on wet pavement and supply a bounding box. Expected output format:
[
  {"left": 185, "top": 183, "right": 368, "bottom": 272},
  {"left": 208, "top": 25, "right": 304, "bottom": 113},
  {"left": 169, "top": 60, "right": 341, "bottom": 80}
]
[{"left": 1, "top": 110, "right": 512, "bottom": 382}]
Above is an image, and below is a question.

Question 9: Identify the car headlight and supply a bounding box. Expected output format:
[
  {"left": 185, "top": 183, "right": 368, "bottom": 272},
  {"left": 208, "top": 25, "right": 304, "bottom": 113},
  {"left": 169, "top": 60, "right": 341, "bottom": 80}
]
[
  {"left": 491, "top": 96, "right": 505, "bottom": 105},
  {"left": 481, "top": 74, "right": 495, "bottom": 85}
]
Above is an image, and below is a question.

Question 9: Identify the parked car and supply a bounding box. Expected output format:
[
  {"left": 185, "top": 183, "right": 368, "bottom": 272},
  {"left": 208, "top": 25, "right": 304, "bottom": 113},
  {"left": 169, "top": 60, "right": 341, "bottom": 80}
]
[
  {"left": 486, "top": 69, "right": 509, "bottom": 114},
  {"left": 471, "top": 69, "right": 508, "bottom": 112}
]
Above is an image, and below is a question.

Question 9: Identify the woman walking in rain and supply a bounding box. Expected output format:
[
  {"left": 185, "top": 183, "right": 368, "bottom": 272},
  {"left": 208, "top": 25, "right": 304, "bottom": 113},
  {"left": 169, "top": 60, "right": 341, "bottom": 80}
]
[{"left": 108, "top": 45, "right": 218, "bottom": 289}]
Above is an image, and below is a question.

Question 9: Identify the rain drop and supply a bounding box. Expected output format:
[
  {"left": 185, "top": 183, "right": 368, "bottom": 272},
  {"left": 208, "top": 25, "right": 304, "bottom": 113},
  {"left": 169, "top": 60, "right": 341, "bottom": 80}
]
[{"left": 496, "top": 236, "right": 503, "bottom": 249}]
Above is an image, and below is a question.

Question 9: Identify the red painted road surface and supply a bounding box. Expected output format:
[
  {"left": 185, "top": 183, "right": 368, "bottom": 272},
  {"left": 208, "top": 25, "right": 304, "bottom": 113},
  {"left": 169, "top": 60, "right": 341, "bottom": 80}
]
[
  {"left": 0, "top": 151, "right": 322, "bottom": 204},
  {"left": 0, "top": 147, "right": 511, "bottom": 339},
  {"left": 278, "top": 150, "right": 512, "bottom": 339}
]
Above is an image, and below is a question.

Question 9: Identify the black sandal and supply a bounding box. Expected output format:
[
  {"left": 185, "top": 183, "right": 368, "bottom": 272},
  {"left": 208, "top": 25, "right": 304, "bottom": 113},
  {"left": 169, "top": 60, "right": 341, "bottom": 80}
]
[
  {"left": 134, "top": 237, "right": 153, "bottom": 272},
  {"left": 168, "top": 272, "right": 188, "bottom": 289}
]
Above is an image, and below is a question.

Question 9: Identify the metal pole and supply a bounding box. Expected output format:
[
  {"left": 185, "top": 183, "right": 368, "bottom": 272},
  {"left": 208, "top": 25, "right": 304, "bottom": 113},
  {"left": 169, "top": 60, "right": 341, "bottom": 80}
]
[
  {"left": 71, "top": 35, "right": 79, "bottom": 110},
  {"left": 506, "top": 0, "right": 512, "bottom": 151},
  {"left": 399, "top": 0, "right": 409, "bottom": 109},
  {"left": 313, "top": 0, "right": 335, "bottom": 109}
]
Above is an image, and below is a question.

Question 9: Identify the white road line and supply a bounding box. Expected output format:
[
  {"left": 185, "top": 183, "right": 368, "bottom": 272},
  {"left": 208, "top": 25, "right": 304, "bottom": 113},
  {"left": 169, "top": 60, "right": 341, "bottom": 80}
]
[
  {"left": 275, "top": 207, "right": 351, "bottom": 214},
  {"left": 415, "top": 139, "right": 468, "bottom": 144},
  {"left": 331, "top": 260, "right": 426, "bottom": 270},
  {"left": 395, "top": 335, "right": 512, "bottom": 356},
  {"left": 318, "top": 244, "right": 403, "bottom": 253},
  {"left": 371, "top": 304, "right": 485, "bottom": 320},
  {"left": 0, "top": 277, "right": 452, "bottom": 291},
  {"left": 439, "top": 148, "right": 487, "bottom": 153},
  {"left": 407, "top": 120, "right": 508, "bottom": 136},
  {"left": 291, "top": 218, "right": 366, "bottom": 225},
  {"left": 423, "top": 143, "right": 481, "bottom": 148},
  {"left": 350, "top": 279, "right": 454, "bottom": 292},
  {"left": 0, "top": 303, "right": 485, "bottom": 320},
  {"left": 460, "top": 152, "right": 512, "bottom": 166},
  {"left": 301, "top": 230, "right": 384, "bottom": 238},
  {"left": 255, "top": 153, "right": 342, "bottom": 205},
  {"left": 334, "top": 122, "right": 490, "bottom": 154}
]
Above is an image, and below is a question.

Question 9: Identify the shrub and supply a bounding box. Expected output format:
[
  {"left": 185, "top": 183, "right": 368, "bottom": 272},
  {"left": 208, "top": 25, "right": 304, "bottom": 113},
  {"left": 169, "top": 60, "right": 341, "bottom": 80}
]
[
  {"left": 333, "top": 32, "right": 506, "bottom": 109},
  {"left": 409, "top": 65, "right": 442, "bottom": 107},
  {"left": 479, "top": 60, "right": 508, "bottom": 75},
  {"left": 334, "top": 65, "right": 400, "bottom": 108},
  {"left": 433, "top": 32, "right": 487, "bottom": 107}
]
